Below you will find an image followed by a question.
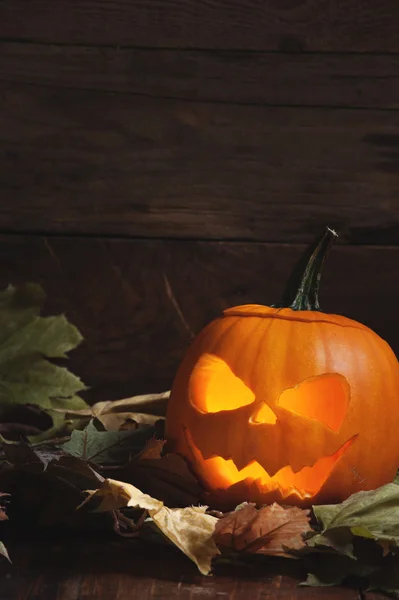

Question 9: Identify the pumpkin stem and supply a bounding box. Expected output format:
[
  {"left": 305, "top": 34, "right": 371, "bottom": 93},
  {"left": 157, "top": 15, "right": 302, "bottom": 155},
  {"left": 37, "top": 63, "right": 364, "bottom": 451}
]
[{"left": 274, "top": 227, "right": 338, "bottom": 311}]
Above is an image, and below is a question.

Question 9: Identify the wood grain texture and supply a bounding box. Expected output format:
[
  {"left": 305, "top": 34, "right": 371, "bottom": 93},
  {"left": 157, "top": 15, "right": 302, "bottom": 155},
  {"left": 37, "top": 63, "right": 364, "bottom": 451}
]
[
  {"left": 2, "top": 43, "right": 399, "bottom": 110},
  {"left": 0, "top": 0, "right": 399, "bottom": 52},
  {"left": 0, "top": 235, "right": 397, "bottom": 403},
  {"left": 0, "top": 536, "right": 387, "bottom": 599},
  {"left": 1, "top": 84, "right": 399, "bottom": 243}
]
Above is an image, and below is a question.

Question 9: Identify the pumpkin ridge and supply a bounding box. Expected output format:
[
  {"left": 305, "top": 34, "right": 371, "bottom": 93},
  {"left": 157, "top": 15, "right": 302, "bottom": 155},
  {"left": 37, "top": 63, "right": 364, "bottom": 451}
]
[{"left": 223, "top": 307, "right": 374, "bottom": 334}]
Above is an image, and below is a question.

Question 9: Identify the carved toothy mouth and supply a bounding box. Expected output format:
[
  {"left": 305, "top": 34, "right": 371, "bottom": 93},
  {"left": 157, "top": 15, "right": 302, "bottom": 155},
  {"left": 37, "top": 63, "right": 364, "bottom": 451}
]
[
  {"left": 187, "top": 433, "right": 357, "bottom": 500},
  {"left": 186, "top": 353, "right": 357, "bottom": 500}
]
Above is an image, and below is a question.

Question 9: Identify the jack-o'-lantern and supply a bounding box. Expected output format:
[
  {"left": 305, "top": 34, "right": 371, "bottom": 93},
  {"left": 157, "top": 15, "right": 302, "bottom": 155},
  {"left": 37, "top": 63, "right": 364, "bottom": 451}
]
[{"left": 165, "top": 228, "right": 399, "bottom": 508}]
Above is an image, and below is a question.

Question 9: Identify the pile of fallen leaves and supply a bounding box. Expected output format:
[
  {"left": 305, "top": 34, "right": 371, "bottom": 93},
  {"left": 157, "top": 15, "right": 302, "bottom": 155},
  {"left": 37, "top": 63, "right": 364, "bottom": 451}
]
[{"left": 1, "top": 284, "right": 399, "bottom": 596}]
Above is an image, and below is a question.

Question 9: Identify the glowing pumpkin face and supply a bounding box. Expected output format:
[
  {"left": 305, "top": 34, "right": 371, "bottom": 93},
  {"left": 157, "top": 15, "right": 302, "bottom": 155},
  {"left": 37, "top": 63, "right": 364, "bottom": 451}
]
[{"left": 165, "top": 230, "right": 399, "bottom": 508}]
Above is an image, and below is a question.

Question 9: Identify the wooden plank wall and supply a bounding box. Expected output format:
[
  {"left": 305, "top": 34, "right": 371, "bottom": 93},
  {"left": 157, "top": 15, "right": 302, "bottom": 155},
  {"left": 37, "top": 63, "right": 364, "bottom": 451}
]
[{"left": 0, "top": 1, "right": 398, "bottom": 402}]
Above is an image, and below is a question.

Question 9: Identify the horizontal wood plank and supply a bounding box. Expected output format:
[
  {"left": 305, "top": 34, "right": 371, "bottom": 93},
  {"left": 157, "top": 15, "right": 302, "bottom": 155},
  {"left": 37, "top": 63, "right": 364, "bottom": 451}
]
[
  {"left": 0, "top": 536, "right": 381, "bottom": 600},
  {"left": 2, "top": 43, "right": 399, "bottom": 110},
  {"left": 0, "top": 235, "right": 397, "bottom": 403},
  {"left": 1, "top": 84, "right": 399, "bottom": 244},
  {"left": 0, "top": 0, "right": 399, "bottom": 52}
]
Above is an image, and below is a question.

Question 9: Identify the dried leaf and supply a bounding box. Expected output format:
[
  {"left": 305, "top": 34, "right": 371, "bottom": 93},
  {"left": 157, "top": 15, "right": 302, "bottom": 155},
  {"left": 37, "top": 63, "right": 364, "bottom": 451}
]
[
  {"left": 0, "top": 492, "right": 9, "bottom": 521},
  {"left": 299, "top": 483, "right": 399, "bottom": 594},
  {"left": 82, "top": 478, "right": 220, "bottom": 574},
  {"left": 0, "top": 395, "right": 89, "bottom": 443},
  {"left": 48, "top": 454, "right": 103, "bottom": 483},
  {"left": 54, "top": 391, "right": 170, "bottom": 431},
  {"left": 305, "top": 529, "right": 355, "bottom": 558},
  {"left": 366, "top": 553, "right": 399, "bottom": 594},
  {"left": 97, "top": 412, "right": 162, "bottom": 431},
  {"left": 0, "top": 445, "right": 104, "bottom": 528},
  {"left": 136, "top": 438, "right": 166, "bottom": 460},
  {"left": 61, "top": 424, "right": 201, "bottom": 507},
  {"left": 34, "top": 455, "right": 104, "bottom": 526},
  {"left": 0, "top": 541, "right": 10, "bottom": 562},
  {"left": 376, "top": 539, "right": 392, "bottom": 557},
  {"left": 2, "top": 442, "right": 51, "bottom": 473},
  {"left": 119, "top": 438, "right": 203, "bottom": 507},
  {"left": 301, "top": 551, "right": 380, "bottom": 590},
  {"left": 0, "top": 403, "right": 53, "bottom": 439},
  {"left": 214, "top": 502, "right": 311, "bottom": 558},
  {"left": 93, "top": 392, "right": 169, "bottom": 418},
  {"left": 32, "top": 395, "right": 90, "bottom": 443},
  {"left": 127, "top": 454, "right": 203, "bottom": 508},
  {"left": 0, "top": 422, "right": 43, "bottom": 438}
]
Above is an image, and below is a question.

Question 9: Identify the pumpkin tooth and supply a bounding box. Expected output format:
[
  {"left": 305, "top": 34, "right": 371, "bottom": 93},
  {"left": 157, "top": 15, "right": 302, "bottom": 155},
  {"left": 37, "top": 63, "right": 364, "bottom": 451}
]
[
  {"left": 254, "top": 435, "right": 357, "bottom": 499},
  {"left": 197, "top": 435, "right": 357, "bottom": 500}
]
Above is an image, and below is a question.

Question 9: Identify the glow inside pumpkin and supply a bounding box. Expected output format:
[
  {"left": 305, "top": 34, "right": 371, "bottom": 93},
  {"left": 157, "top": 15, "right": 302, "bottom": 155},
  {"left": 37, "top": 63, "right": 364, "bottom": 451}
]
[
  {"left": 166, "top": 229, "right": 399, "bottom": 508},
  {"left": 188, "top": 353, "right": 355, "bottom": 500}
]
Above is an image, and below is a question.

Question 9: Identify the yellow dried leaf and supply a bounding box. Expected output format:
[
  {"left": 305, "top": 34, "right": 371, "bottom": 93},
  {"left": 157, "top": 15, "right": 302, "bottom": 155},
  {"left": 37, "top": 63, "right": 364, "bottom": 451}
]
[
  {"left": 82, "top": 478, "right": 219, "bottom": 574},
  {"left": 54, "top": 391, "right": 169, "bottom": 431}
]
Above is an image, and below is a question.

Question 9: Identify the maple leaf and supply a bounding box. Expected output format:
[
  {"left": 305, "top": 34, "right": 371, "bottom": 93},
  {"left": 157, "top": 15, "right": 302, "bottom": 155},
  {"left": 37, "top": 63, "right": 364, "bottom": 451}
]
[
  {"left": 0, "top": 440, "right": 104, "bottom": 528},
  {"left": 61, "top": 420, "right": 155, "bottom": 464},
  {"left": 1, "top": 442, "right": 54, "bottom": 473},
  {"left": 0, "top": 284, "right": 89, "bottom": 439},
  {"left": 214, "top": 502, "right": 311, "bottom": 558},
  {"left": 310, "top": 483, "right": 399, "bottom": 559}
]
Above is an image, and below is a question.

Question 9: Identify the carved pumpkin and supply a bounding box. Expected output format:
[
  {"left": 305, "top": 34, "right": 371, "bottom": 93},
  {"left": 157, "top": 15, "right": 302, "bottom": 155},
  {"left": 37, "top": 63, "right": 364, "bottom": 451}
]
[{"left": 165, "top": 229, "right": 399, "bottom": 508}]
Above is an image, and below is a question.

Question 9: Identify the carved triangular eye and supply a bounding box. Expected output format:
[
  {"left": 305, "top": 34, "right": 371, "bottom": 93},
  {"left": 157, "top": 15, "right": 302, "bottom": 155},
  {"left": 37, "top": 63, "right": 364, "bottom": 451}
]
[
  {"left": 277, "top": 373, "right": 350, "bottom": 431},
  {"left": 189, "top": 353, "right": 255, "bottom": 413}
]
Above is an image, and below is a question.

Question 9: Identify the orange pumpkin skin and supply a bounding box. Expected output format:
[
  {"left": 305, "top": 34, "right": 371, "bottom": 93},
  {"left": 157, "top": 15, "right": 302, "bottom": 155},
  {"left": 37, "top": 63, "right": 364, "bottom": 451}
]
[{"left": 165, "top": 234, "right": 399, "bottom": 509}]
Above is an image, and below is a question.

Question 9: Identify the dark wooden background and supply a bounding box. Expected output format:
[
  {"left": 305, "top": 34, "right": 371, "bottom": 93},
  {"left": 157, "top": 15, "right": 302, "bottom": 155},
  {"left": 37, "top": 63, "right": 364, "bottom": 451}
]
[{"left": 0, "top": 0, "right": 398, "bottom": 404}]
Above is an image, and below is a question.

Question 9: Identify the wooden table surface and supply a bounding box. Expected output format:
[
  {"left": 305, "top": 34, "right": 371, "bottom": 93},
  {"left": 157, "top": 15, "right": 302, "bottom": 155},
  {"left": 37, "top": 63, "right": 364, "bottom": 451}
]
[{"left": 0, "top": 534, "right": 386, "bottom": 600}]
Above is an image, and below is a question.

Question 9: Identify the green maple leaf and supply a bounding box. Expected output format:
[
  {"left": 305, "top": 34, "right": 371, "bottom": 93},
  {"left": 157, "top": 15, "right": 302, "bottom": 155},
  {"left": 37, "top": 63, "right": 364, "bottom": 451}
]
[
  {"left": 0, "top": 283, "right": 86, "bottom": 415},
  {"left": 312, "top": 483, "right": 399, "bottom": 548},
  {"left": 62, "top": 421, "right": 155, "bottom": 464},
  {"left": 302, "top": 482, "right": 399, "bottom": 594}
]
